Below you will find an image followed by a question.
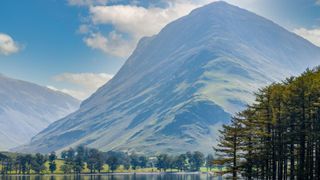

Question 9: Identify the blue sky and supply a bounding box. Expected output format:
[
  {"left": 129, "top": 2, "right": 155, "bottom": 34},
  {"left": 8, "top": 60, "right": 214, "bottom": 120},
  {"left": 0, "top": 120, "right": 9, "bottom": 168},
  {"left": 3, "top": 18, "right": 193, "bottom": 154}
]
[{"left": 0, "top": 0, "right": 320, "bottom": 100}]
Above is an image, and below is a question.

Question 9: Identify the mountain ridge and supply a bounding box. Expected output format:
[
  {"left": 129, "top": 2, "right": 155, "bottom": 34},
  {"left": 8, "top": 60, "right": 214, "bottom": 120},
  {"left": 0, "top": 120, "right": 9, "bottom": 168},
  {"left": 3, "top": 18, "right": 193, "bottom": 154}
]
[
  {"left": 0, "top": 74, "right": 80, "bottom": 150},
  {"left": 20, "top": 1, "right": 320, "bottom": 154}
]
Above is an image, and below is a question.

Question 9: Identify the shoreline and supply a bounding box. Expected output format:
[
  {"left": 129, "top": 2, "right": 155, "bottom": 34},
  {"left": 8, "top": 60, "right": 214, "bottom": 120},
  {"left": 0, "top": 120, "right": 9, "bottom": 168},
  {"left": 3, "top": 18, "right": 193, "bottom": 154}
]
[{"left": 1, "top": 172, "right": 210, "bottom": 176}]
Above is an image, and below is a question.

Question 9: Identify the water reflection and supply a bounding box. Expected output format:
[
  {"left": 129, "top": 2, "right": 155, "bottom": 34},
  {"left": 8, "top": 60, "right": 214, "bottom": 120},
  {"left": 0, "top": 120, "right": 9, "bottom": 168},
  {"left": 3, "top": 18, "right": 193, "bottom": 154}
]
[{"left": 0, "top": 174, "right": 222, "bottom": 180}]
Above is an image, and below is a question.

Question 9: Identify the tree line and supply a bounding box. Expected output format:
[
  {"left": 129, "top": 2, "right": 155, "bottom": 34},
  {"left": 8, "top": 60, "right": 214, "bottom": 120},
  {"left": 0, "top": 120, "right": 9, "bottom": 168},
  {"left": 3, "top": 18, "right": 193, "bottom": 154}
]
[
  {"left": 0, "top": 146, "right": 214, "bottom": 174},
  {"left": 59, "top": 146, "right": 210, "bottom": 173},
  {"left": 215, "top": 67, "right": 320, "bottom": 180},
  {"left": 0, "top": 152, "right": 56, "bottom": 174}
]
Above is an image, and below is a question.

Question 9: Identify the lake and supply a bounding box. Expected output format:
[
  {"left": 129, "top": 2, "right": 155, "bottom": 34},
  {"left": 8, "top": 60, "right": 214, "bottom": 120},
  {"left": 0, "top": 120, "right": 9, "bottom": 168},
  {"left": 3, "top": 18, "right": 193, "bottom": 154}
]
[{"left": 1, "top": 174, "right": 223, "bottom": 180}]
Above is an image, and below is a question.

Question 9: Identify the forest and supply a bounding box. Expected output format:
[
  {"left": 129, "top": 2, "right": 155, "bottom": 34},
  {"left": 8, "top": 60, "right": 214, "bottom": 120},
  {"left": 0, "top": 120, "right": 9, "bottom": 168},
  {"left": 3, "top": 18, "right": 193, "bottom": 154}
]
[
  {"left": 0, "top": 146, "right": 213, "bottom": 175},
  {"left": 216, "top": 67, "right": 320, "bottom": 180}
]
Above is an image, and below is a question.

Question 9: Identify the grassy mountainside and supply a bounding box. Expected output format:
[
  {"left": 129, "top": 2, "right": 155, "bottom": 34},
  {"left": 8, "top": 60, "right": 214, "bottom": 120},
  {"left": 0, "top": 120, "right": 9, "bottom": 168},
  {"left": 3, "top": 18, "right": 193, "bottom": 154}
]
[{"left": 20, "top": 2, "right": 320, "bottom": 154}]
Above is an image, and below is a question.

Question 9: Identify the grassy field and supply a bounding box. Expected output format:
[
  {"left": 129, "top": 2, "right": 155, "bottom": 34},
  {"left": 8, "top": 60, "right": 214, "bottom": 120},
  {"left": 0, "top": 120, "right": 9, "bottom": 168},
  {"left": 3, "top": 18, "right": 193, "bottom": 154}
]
[
  {"left": 1, "top": 159, "right": 226, "bottom": 174},
  {"left": 1, "top": 159, "right": 163, "bottom": 174}
]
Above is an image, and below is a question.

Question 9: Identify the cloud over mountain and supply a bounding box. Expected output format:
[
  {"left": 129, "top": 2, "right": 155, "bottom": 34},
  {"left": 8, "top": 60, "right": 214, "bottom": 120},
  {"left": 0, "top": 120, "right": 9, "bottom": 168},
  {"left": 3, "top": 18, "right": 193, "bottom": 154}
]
[
  {"left": 49, "top": 72, "right": 113, "bottom": 100},
  {"left": 294, "top": 28, "right": 320, "bottom": 47},
  {"left": 83, "top": 1, "right": 202, "bottom": 57}
]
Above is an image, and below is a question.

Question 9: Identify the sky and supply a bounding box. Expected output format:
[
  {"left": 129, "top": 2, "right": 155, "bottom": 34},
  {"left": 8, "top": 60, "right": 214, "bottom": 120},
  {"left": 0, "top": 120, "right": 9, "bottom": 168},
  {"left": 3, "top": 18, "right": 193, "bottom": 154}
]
[{"left": 0, "top": 0, "right": 320, "bottom": 100}]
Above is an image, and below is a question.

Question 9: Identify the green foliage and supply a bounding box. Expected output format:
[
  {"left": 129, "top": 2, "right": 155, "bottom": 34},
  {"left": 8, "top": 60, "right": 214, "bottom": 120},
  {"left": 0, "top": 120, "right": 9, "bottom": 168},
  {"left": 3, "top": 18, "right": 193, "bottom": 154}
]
[
  {"left": 86, "top": 148, "right": 104, "bottom": 173},
  {"left": 60, "top": 164, "right": 72, "bottom": 174},
  {"left": 215, "top": 67, "right": 320, "bottom": 179},
  {"left": 174, "top": 154, "right": 187, "bottom": 171},
  {"left": 206, "top": 154, "right": 214, "bottom": 171},
  {"left": 106, "top": 156, "right": 119, "bottom": 172},
  {"left": 1, "top": 147, "right": 211, "bottom": 174},
  {"left": 138, "top": 156, "right": 148, "bottom": 168},
  {"left": 155, "top": 154, "right": 171, "bottom": 172},
  {"left": 189, "top": 151, "right": 205, "bottom": 171},
  {"left": 31, "top": 153, "right": 47, "bottom": 174},
  {"left": 129, "top": 153, "right": 140, "bottom": 170},
  {"left": 48, "top": 152, "right": 57, "bottom": 173},
  {"left": 122, "top": 155, "right": 131, "bottom": 170},
  {"left": 129, "top": 153, "right": 148, "bottom": 170},
  {"left": 0, "top": 153, "right": 11, "bottom": 174},
  {"left": 215, "top": 118, "right": 242, "bottom": 179},
  {"left": 73, "top": 146, "right": 85, "bottom": 173}
]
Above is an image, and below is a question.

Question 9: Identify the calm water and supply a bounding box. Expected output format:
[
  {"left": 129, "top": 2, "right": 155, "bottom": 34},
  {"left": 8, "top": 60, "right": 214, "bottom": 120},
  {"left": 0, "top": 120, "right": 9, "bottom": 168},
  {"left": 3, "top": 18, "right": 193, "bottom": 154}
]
[{"left": 0, "top": 174, "right": 223, "bottom": 180}]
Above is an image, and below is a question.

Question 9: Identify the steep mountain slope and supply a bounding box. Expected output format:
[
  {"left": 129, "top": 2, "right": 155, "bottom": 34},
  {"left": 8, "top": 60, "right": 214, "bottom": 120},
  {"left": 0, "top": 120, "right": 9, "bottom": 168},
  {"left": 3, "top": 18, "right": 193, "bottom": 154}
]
[
  {"left": 0, "top": 74, "right": 80, "bottom": 150},
  {"left": 21, "top": 2, "right": 320, "bottom": 154}
]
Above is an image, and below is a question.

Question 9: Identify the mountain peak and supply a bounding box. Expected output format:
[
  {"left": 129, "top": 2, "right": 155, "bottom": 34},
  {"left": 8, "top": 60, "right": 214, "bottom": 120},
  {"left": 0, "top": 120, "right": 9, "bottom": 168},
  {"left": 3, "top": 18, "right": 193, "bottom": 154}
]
[
  {"left": 190, "top": 1, "right": 240, "bottom": 14},
  {"left": 204, "top": 1, "right": 234, "bottom": 8},
  {"left": 20, "top": 2, "right": 320, "bottom": 154}
]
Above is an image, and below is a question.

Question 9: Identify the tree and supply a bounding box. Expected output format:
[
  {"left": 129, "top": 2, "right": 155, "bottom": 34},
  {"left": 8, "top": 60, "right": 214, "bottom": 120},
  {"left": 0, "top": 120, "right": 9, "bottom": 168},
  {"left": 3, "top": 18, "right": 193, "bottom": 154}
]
[
  {"left": 190, "top": 151, "right": 204, "bottom": 171},
  {"left": 95, "top": 152, "right": 105, "bottom": 173},
  {"left": 0, "top": 153, "right": 10, "bottom": 174},
  {"left": 215, "top": 67, "right": 320, "bottom": 179},
  {"left": 87, "top": 148, "right": 99, "bottom": 173},
  {"left": 155, "top": 154, "right": 171, "bottom": 172},
  {"left": 31, "top": 153, "right": 47, "bottom": 174},
  {"left": 73, "top": 146, "right": 85, "bottom": 174},
  {"left": 61, "top": 148, "right": 75, "bottom": 174},
  {"left": 174, "top": 154, "right": 187, "bottom": 172},
  {"left": 65, "top": 148, "right": 75, "bottom": 163},
  {"left": 25, "top": 154, "right": 33, "bottom": 174},
  {"left": 138, "top": 156, "right": 148, "bottom": 169},
  {"left": 16, "top": 155, "right": 26, "bottom": 174},
  {"left": 122, "top": 155, "right": 131, "bottom": 171},
  {"left": 106, "top": 156, "right": 119, "bottom": 173},
  {"left": 130, "top": 153, "right": 140, "bottom": 170},
  {"left": 206, "top": 154, "right": 214, "bottom": 171},
  {"left": 73, "top": 155, "right": 84, "bottom": 174},
  {"left": 48, "top": 152, "right": 57, "bottom": 174},
  {"left": 215, "top": 118, "right": 242, "bottom": 180},
  {"left": 60, "top": 164, "right": 73, "bottom": 174},
  {"left": 61, "top": 150, "right": 67, "bottom": 159},
  {"left": 85, "top": 148, "right": 104, "bottom": 173},
  {"left": 186, "top": 151, "right": 193, "bottom": 170}
]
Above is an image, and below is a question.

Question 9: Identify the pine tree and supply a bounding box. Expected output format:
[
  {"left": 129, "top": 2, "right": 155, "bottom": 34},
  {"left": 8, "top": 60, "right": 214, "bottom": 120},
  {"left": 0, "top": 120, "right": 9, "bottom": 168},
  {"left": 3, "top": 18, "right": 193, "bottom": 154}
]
[
  {"left": 215, "top": 67, "right": 320, "bottom": 179},
  {"left": 215, "top": 117, "right": 242, "bottom": 180}
]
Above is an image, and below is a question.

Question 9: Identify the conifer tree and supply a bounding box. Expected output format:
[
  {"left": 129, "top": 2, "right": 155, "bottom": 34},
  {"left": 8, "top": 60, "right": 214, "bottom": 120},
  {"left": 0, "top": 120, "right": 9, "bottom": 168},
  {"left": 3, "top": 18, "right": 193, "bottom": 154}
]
[
  {"left": 215, "top": 117, "right": 242, "bottom": 180},
  {"left": 216, "top": 67, "right": 320, "bottom": 179}
]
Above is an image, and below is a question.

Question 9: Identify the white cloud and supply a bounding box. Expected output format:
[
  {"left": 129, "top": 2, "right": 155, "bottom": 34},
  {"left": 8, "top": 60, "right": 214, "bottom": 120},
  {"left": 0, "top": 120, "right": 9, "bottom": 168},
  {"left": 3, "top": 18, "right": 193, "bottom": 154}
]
[
  {"left": 77, "top": 24, "right": 91, "bottom": 34},
  {"left": 83, "top": 1, "right": 205, "bottom": 58},
  {"left": 0, "top": 33, "right": 20, "bottom": 56},
  {"left": 84, "top": 31, "right": 135, "bottom": 58},
  {"left": 47, "top": 85, "right": 89, "bottom": 101},
  {"left": 53, "top": 72, "right": 113, "bottom": 89},
  {"left": 50, "top": 72, "right": 113, "bottom": 100},
  {"left": 293, "top": 28, "right": 320, "bottom": 47},
  {"left": 68, "top": 0, "right": 108, "bottom": 6},
  {"left": 316, "top": 0, "right": 320, "bottom": 5},
  {"left": 77, "top": 0, "right": 265, "bottom": 58},
  {"left": 90, "top": 3, "right": 198, "bottom": 38}
]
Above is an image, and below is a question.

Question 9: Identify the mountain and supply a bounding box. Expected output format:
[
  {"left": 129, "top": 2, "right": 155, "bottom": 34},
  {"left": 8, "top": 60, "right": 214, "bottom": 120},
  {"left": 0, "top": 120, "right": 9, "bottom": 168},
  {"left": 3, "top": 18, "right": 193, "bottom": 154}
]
[
  {"left": 20, "top": 2, "right": 320, "bottom": 154},
  {"left": 0, "top": 74, "right": 80, "bottom": 150}
]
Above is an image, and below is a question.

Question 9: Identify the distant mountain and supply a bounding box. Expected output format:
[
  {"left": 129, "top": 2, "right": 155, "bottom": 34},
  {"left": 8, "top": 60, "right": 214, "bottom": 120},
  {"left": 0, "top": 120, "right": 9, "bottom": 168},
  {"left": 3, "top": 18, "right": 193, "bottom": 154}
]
[
  {"left": 21, "top": 2, "right": 320, "bottom": 154},
  {"left": 0, "top": 74, "right": 80, "bottom": 150}
]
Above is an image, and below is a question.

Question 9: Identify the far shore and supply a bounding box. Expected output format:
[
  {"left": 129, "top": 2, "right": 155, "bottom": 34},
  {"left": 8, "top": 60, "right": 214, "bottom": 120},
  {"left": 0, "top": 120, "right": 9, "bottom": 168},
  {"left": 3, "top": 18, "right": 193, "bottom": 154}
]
[{"left": 1, "top": 171, "right": 213, "bottom": 176}]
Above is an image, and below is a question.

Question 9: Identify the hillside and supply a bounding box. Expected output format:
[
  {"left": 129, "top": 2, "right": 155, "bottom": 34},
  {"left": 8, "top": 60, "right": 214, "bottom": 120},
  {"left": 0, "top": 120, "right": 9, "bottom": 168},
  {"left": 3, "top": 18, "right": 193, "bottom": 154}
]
[
  {"left": 20, "top": 2, "right": 320, "bottom": 154},
  {"left": 0, "top": 74, "right": 80, "bottom": 150}
]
